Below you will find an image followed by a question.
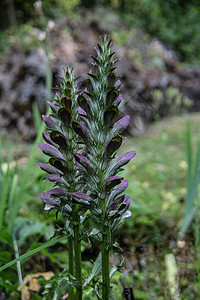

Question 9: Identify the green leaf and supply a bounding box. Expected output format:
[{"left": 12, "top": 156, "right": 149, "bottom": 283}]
[
  {"left": 0, "top": 251, "right": 11, "bottom": 264},
  {"left": 0, "top": 230, "right": 12, "bottom": 246},
  {"left": 109, "top": 253, "right": 124, "bottom": 279},
  {"left": 0, "top": 278, "right": 18, "bottom": 291},
  {"left": 84, "top": 252, "right": 102, "bottom": 287}
]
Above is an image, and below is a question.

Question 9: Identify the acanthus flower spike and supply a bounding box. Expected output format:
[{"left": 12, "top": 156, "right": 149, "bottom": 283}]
[
  {"left": 37, "top": 66, "right": 85, "bottom": 300},
  {"left": 70, "top": 36, "right": 136, "bottom": 299}
]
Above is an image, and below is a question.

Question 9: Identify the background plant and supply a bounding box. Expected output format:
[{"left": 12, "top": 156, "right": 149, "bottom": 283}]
[
  {"left": 152, "top": 87, "right": 192, "bottom": 119},
  {"left": 180, "top": 120, "right": 200, "bottom": 237}
]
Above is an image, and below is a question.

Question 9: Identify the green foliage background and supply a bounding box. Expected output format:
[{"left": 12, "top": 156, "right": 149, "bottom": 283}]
[{"left": 1, "top": 0, "right": 200, "bottom": 63}]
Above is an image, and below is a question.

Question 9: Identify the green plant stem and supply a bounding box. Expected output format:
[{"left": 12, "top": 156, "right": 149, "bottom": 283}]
[
  {"left": 73, "top": 207, "right": 82, "bottom": 300},
  {"left": 68, "top": 236, "right": 74, "bottom": 300},
  {"left": 102, "top": 224, "right": 110, "bottom": 300},
  {"left": 12, "top": 233, "right": 23, "bottom": 284}
]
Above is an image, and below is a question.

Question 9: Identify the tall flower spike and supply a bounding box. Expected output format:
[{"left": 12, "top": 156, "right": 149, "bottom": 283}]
[
  {"left": 73, "top": 36, "right": 136, "bottom": 299},
  {"left": 37, "top": 66, "right": 84, "bottom": 300}
]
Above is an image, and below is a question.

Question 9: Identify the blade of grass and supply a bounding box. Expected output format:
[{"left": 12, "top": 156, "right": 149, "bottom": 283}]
[
  {"left": 33, "top": 102, "right": 42, "bottom": 134},
  {"left": 0, "top": 154, "right": 12, "bottom": 231},
  {"left": 8, "top": 174, "right": 19, "bottom": 233},
  {"left": 181, "top": 120, "right": 200, "bottom": 236},
  {"left": 185, "top": 120, "right": 193, "bottom": 212},
  {"left": 12, "top": 233, "right": 23, "bottom": 284}
]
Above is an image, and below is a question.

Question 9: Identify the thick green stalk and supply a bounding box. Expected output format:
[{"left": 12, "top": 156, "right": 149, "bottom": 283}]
[
  {"left": 68, "top": 236, "right": 74, "bottom": 300},
  {"left": 102, "top": 224, "right": 110, "bottom": 300},
  {"left": 74, "top": 207, "right": 82, "bottom": 300}
]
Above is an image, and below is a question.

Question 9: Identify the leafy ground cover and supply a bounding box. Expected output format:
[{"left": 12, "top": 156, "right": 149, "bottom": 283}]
[{"left": 0, "top": 112, "right": 200, "bottom": 299}]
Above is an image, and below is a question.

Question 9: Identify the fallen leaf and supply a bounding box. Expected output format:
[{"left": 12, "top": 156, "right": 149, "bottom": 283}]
[{"left": 29, "top": 278, "right": 41, "bottom": 292}]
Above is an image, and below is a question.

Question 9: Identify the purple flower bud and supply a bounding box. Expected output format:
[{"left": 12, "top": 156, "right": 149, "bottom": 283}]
[
  {"left": 114, "top": 152, "right": 136, "bottom": 168},
  {"left": 42, "top": 115, "right": 59, "bottom": 131},
  {"left": 38, "top": 191, "right": 61, "bottom": 211},
  {"left": 115, "top": 93, "right": 122, "bottom": 106},
  {"left": 103, "top": 176, "right": 123, "bottom": 192},
  {"left": 106, "top": 179, "right": 129, "bottom": 208},
  {"left": 37, "top": 143, "right": 63, "bottom": 159},
  {"left": 108, "top": 195, "right": 130, "bottom": 219},
  {"left": 106, "top": 151, "right": 136, "bottom": 177},
  {"left": 45, "top": 174, "right": 67, "bottom": 186},
  {"left": 36, "top": 162, "right": 63, "bottom": 175},
  {"left": 112, "top": 179, "right": 129, "bottom": 198},
  {"left": 72, "top": 122, "right": 88, "bottom": 139},
  {"left": 68, "top": 192, "right": 91, "bottom": 205},
  {"left": 47, "top": 101, "right": 58, "bottom": 113},
  {"left": 73, "top": 153, "right": 91, "bottom": 167},
  {"left": 78, "top": 106, "right": 87, "bottom": 116},
  {"left": 109, "top": 195, "right": 125, "bottom": 211},
  {"left": 115, "top": 196, "right": 131, "bottom": 217},
  {"left": 48, "top": 188, "right": 67, "bottom": 196},
  {"left": 115, "top": 79, "right": 121, "bottom": 88},
  {"left": 43, "top": 133, "right": 57, "bottom": 147},
  {"left": 113, "top": 116, "right": 130, "bottom": 135}
]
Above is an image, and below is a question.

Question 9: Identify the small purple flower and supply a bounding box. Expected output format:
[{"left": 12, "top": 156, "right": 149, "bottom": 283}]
[
  {"left": 38, "top": 191, "right": 61, "bottom": 211},
  {"left": 68, "top": 192, "right": 92, "bottom": 205},
  {"left": 72, "top": 122, "right": 88, "bottom": 139},
  {"left": 47, "top": 101, "right": 59, "bottom": 113},
  {"left": 42, "top": 115, "right": 59, "bottom": 131},
  {"left": 103, "top": 176, "right": 123, "bottom": 192},
  {"left": 113, "top": 115, "right": 130, "bottom": 135},
  {"left": 106, "top": 151, "right": 136, "bottom": 177},
  {"left": 36, "top": 162, "right": 63, "bottom": 175},
  {"left": 42, "top": 133, "right": 57, "bottom": 147},
  {"left": 73, "top": 153, "right": 91, "bottom": 167},
  {"left": 37, "top": 143, "right": 64, "bottom": 159},
  {"left": 115, "top": 93, "right": 122, "bottom": 106}
]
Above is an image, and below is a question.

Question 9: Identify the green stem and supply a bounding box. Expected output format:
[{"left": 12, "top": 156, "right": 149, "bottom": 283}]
[
  {"left": 68, "top": 236, "right": 74, "bottom": 300},
  {"left": 74, "top": 207, "right": 82, "bottom": 300},
  {"left": 12, "top": 233, "right": 23, "bottom": 284},
  {"left": 102, "top": 225, "right": 110, "bottom": 300}
]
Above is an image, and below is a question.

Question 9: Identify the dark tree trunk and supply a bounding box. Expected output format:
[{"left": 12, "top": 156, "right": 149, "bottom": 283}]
[{"left": 7, "top": 0, "right": 16, "bottom": 27}]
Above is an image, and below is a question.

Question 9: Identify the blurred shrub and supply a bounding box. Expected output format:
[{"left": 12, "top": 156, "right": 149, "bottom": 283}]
[
  {"left": 152, "top": 87, "right": 192, "bottom": 118},
  {"left": 1, "top": 0, "right": 200, "bottom": 63},
  {"left": 0, "top": 0, "right": 79, "bottom": 30},
  {"left": 119, "top": 0, "right": 200, "bottom": 63},
  {"left": 81, "top": 0, "right": 200, "bottom": 63}
]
